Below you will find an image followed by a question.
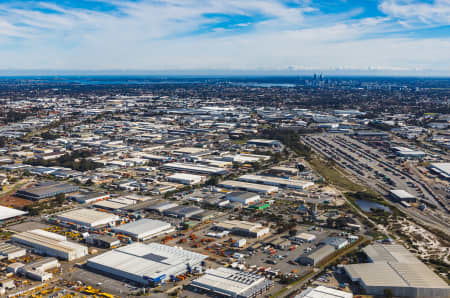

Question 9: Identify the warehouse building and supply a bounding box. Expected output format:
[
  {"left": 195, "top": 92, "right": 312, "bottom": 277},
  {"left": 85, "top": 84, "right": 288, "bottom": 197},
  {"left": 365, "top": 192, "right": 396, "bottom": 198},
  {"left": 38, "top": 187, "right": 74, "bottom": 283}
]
[
  {"left": 296, "top": 286, "right": 353, "bottom": 298},
  {"left": 112, "top": 219, "right": 174, "bottom": 241},
  {"left": 163, "top": 205, "right": 204, "bottom": 219},
  {"left": 390, "top": 189, "right": 417, "bottom": 203},
  {"left": 167, "top": 173, "right": 203, "bottom": 185},
  {"left": 147, "top": 201, "right": 178, "bottom": 214},
  {"left": 191, "top": 267, "right": 273, "bottom": 298},
  {"left": 297, "top": 244, "right": 335, "bottom": 266},
  {"left": 344, "top": 244, "right": 450, "bottom": 297},
  {"left": 429, "top": 163, "right": 450, "bottom": 179},
  {"left": 0, "top": 205, "right": 27, "bottom": 223},
  {"left": 238, "top": 174, "right": 314, "bottom": 190},
  {"left": 247, "top": 139, "right": 283, "bottom": 149},
  {"left": 226, "top": 192, "right": 261, "bottom": 205},
  {"left": 11, "top": 229, "right": 88, "bottom": 261},
  {"left": 16, "top": 181, "right": 79, "bottom": 201},
  {"left": 323, "top": 237, "right": 348, "bottom": 250},
  {"left": 0, "top": 242, "right": 27, "bottom": 260},
  {"left": 86, "top": 243, "right": 207, "bottom": 286},
  {"left": 86, "top": 234, "right": 120, "bottom": 248},
  {"left": 161, "top": 162, "right": 228, "bottom": 175},
  {"left": 291, "top": 232, "right": 316, "bottom": 244},
  {"left": 69, "top": 192, "right": 109, "bottom": 204},
  {"left": 57, "top": 208, "right": 120, "bottom": 228},
  {"left": 214, "top": 220, "right": 270, "bottom": 238},
  {"left": 16, "top": 257, "right": 60, "bottom": 282},
  {"left": 219, "top": 180, "right": 279, "bottom": 194}
]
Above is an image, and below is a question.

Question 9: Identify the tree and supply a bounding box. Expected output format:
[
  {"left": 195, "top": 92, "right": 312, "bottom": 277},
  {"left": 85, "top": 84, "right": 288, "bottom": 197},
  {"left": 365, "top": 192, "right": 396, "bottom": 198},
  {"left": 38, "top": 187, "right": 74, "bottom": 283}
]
[
  {"left": 383, "top": 289, "right": 394, "bottom": 298},
  {"left": 55, "top": 193, "right": 66, "bottom": 204}
]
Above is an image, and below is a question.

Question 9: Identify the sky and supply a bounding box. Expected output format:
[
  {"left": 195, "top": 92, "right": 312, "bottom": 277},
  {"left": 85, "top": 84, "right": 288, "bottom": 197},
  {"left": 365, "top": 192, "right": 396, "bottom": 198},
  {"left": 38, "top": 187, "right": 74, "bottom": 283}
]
[{"left": 0, "top": 0, "right": 449, "bottom": 75}]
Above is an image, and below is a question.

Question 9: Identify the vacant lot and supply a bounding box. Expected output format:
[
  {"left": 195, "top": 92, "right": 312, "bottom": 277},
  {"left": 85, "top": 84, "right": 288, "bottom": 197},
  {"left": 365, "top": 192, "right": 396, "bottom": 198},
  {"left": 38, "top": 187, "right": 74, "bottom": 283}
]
[{"left": 0, "top": 195, "right": 33, "bottom": 208}]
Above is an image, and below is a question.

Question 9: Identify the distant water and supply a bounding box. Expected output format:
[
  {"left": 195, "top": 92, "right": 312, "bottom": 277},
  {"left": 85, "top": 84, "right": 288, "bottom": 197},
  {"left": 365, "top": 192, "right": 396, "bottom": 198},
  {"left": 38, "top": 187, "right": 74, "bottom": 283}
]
[
  {"left": 230, "top": 82, "right": 297, "bottom": 88},
  {"left": 355, "top": 199, "right": 391, "bottom": 213}
]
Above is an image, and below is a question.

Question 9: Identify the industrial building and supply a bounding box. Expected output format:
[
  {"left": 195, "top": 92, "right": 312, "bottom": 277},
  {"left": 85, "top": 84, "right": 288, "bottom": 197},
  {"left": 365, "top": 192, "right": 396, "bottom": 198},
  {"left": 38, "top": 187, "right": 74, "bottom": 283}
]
[
  {"left": 147, "top": 201, "right": 178, "bottom": 213},
  {"left": 238, "top": 174, "right": 314, "bottom": 190},
  {"left": 295, "top": 286, "right": 353, "bottom": 298},
  {"left": 86, "top": 243, "right": 208, "bottom": 286},
  {"left": 86, "top": 234, "right": 120, "bottom": 248},
  {"left": 429, "top": 163, "right": 450, "bottom": 179},
  {"left": 16, "top": 181, "right": 79, "bottom": 201},
  {"left": 0, "top": 242, "right": 26, "bottom": 260},
  {"left": 11, "top": 229, "right": 88, "bottom": 261},
  {"left": 344, "top": 244, "right": 450, "bottom": 297},
  {"left": 57, "top": 208, "right": 120, "bottom": 228},
  {"left": 0, "top": 205, "right": 27, "bottom": 223},
  {"left": 226, "top": 192, "right": 261, "bottom": 205},
  {"left": 190, "top": 267, "right": 273, "bottom": 298},
  {"left": 247, "top": 139, "right": 283, "bottom": 149},
  {"left": 323, "top": 237, "right": 348, "bottom": 250},
  {"left": 161, "top": 162, "right": 228, "bottom": 175},
  {"left": 291, "top": 233, "right": 316, "bottom": 243},
  {"left": 69, "top": 192, "right": 109, "bottom": 204},
  {"left": 219, "top": 180, "right": 279, "bottom": 194},
  {"left": 390, "top": 189, "right": 417, "bottom": 203},
  {"left": 163, "top": 205, "right": 204, "bottom": 219},
  {"left": 214, "top": 220, "right": 270, "bottom": 238},
  {"left": 167, "top": 173, "right": 203, "bottom": 185},
  {"left": 112, "top": 219, "right": 174, "bottom": 241},
  {"left": 14, "top": 258, "right": 60, "bottom": 282},
  {"left": 297, "top": 245, "right": 335, "bottom": 266}
]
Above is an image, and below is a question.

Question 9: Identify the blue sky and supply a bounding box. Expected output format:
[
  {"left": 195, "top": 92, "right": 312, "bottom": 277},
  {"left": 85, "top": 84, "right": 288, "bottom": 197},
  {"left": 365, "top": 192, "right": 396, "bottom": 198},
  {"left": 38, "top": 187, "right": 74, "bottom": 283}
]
[{"left": 0, "top": 0, "right": 449, "bottom": 74}]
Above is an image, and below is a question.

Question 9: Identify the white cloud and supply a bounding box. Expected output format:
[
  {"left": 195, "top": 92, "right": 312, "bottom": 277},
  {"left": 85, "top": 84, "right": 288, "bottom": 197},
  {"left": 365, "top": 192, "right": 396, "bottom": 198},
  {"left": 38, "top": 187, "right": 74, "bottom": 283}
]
[
  {"left": 0, "top": 0, "right": 447, "bottom": 73},
  {"left": 379, "top": 0, "right": 450, "bottom": 25}
]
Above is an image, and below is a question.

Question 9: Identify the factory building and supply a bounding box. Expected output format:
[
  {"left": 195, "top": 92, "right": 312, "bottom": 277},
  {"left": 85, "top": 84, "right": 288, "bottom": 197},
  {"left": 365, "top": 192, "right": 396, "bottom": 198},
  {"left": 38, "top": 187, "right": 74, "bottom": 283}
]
[
  {"left": 112, "top": 219, "right": 174, "bottom": 241},
  {"left": 86, "top": 234, "right": 120, "bottom": 248},
  {"left": 161, "top": 162, "right": 228, "bottom": 175},
  {"left": 219, "top": 180, "right": 278, "bottom": 194},
  {"left": 429, "top": 163, "right": 450, "bottom": 179},
  {"left": 0, "top": 242, "right": 27, "bottom": 260},
  {"left": 147, "top": 201, "right": 179, "bottom": 213},
  {"left": 291, "top": 233, "right": 316, "bottom": 244},
  {"left": 86, "top": 243, "right": 207, "bottom": 286},
  {"left": 238, "top": 174, "right": 314, "bottom": 190},
  {"left": 295, "top": 286, "right": 353, "bottom": 298},
  {"left": 0, "top": 205, "right": 27, "bottom": 223},
  {"left": 214, "top": 220, "right": 270, "bottom": 238},
  {"left": 226, "top": 192, "right": 261, "bottom": 205},
  {"left": 322, "top": 237, "right": 348, "bottom": 250},
  {"left": 163, "top": 205, "right": 204, "bottom": 219},
  {"left": 247, "top": 139, "right": 283, "bottom": 149},
  {"left": 297, "top": 245, "right": 335, "bottom": 266},
  {"left": 11, "top": 229, "right": 88, "bottom": 261},
  {"left": 68, "top": 192, "right": 109, "bottom": 204},
  {"left": 57, "top": 208, "right": 120, "bottom": 228},
  {"left": 14, "top": 258, "right": 60, "bottom": 282},
  {"left": 190, "top": 267, "right": 273, "bottom": 298},
  {"left": 167, "top": 173, "right": 204, "bottom": 185},
  {"left": 390, "top": 189, "right": 417, "bottom": 203},
  {"left": 344, "top": 244, "right": 450, "bottom": 297},
  {"left": 16, "top": 181, "right": 79, "bottom": 201}
]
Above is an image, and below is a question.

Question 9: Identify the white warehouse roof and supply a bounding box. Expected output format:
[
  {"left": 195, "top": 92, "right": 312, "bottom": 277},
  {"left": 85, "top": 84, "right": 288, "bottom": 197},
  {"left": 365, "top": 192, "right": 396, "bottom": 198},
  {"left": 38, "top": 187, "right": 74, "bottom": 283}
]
[
  {"left": 57, "top": 208, "right": 119, "bottom": 227},
  {"left": 219, "top": 180, "right": 279, "bottom": 194},
  {"left": 87, "top": 243, "right": 207, "bottom": 285},
  {"left": 296, "top": 286, "right": 353, "bottom": 298},
  {"left": 0, "top": 206, "right": 27, "bottom": 221},
  {"left": 112, "top": 219, "right": 174, "bottom": 240},
  {"left": 238, "top": 174, "right": 314, "bottom": 190},
  {"left": 191, "top": 267, "right": 272, "bottom": 298}
]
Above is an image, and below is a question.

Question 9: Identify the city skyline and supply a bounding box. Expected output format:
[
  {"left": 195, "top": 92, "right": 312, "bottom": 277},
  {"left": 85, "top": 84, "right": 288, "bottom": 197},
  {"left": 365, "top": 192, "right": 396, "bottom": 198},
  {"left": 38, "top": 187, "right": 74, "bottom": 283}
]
[{"left": 0, "top": 0, "right": 449, "bottom": 75}]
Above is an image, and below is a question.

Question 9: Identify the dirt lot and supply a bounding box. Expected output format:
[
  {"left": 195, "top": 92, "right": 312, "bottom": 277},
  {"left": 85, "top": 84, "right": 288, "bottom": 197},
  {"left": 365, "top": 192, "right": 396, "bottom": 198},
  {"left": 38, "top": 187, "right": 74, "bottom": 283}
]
[
  {"left": 0, "top": 195, "right": 33, "bottom": 208},
  {"left": 8, "top": 221, "right": 51, "bottom": 232}
]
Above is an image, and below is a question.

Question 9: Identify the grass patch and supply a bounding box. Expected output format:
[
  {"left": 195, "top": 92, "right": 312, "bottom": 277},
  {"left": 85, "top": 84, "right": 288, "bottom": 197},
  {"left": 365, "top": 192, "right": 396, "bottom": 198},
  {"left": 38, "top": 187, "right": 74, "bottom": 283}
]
[{"left": 308, "top": 157, "right": 365, "bottom": 192}]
